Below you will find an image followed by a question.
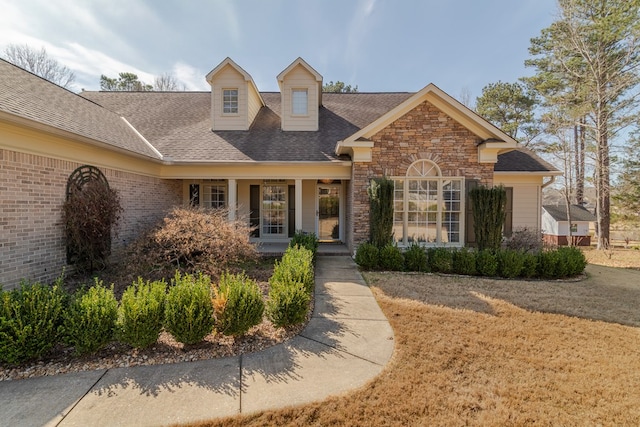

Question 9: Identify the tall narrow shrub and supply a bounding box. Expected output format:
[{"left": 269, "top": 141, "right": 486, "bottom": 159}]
[
  {"left": 470, "top": 185, "right": 507, "bottom": 251},
  {"left": 368, "top": 177, "right": 395, "bottom": 247}
]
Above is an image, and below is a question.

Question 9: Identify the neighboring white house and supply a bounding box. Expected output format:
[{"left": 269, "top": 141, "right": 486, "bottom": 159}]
[{"left": 542, "top": 204, "right": 596, "bottom": 246}]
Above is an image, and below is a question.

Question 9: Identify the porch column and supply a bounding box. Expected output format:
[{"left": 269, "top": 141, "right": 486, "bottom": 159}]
[
  {"left": 228, "top": 179, "right": 237, "bottom": 221},
  {"left": 295, "top": 179, "right": 303, "bottom": 232}
]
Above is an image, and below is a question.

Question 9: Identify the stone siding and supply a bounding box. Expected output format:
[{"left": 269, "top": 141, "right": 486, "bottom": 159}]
[
  {"left": 0, "top": 149, "right": 182, "bottom": 289},
  {"left": 350, "top": 100, "right": 495, "bottom": 246}
]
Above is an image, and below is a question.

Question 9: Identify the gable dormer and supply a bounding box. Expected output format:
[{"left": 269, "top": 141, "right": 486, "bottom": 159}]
[
  {"left": 277, "top": 58, "right": 322, "bottom": 131},
  {"left": 206, "top": 58, "right": 264, "bottom": 131}
]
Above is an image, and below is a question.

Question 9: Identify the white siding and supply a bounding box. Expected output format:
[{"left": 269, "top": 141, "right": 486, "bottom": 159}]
[
  {"left": 494, "top": 176, "right": 542, "bottom": 231},
  {"left": 211, "top": 65, "right": 248, "bottom": 130},
  {"left": 541, "top": 210, "right": 559, "bottom": 235},
  {"left": 280, "top": 64, "right": 318, "bottom": 131},
  {"left": 247, "top": 85, "right": 262, "bottom": 127}
]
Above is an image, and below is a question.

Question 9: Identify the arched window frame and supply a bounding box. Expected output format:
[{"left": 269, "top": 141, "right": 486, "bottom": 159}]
[{"left": 393, "top": 160, "right": 465, "bottom": 246}]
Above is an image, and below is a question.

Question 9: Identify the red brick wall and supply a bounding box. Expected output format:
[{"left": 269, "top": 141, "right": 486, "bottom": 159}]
[
  {"left": 350, "top": 100, "right": 495, "bottom": 247},
  {"left": 0, "top": 149, "right": 182, "bottom": 289}
]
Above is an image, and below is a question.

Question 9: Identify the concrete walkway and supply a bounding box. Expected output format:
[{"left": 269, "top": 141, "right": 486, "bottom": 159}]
[{"left": 0, "top": 256, "right": 394, "bottom": 427}]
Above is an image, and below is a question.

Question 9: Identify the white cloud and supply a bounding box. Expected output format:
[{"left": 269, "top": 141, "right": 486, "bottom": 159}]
[
  {"left": 345, "top": 0, "right": 378, "bottom": 83},
  {"left": 172, "top": 62, "right": 209, "bottom": 91}
]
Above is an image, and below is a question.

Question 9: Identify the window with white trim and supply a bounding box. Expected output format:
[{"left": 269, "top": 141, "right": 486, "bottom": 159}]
[
  {"left": 393, "top": 160, "right": 463, "bottom": 245},
  {"left": 262, "top": 183, "right": 287, "bottom": 236},
  {"left": 223, "top": 89, "right": 238, "bottom": 114},
  {"left": 202, "top": 183, "right": 226, "bottom": 208},
  {"left": 292, "top": 89, "right": 308, "bottom": 115}
]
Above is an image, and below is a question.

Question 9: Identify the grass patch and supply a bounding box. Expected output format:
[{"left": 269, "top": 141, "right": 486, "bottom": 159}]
[{"left": 185, "top": 266, "right": 640, "bottom": 426}]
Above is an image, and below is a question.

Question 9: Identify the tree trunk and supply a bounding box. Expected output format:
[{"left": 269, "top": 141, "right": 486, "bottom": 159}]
[
  {"left": 596, "top": 113, "right": 610, "bottom": 249},
  {"left": 575, "top": 117, "right": 585, "bottom": 205}
]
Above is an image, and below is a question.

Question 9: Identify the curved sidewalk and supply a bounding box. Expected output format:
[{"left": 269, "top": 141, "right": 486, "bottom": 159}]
[{"left": 0, "top": 256, "right": 395, "bottom": 427}]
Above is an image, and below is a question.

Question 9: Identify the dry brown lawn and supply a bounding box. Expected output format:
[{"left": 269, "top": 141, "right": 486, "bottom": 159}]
[
  {"left": 583, "top": 246, "right": 640, "bottom": 270},
  {"left": 185, "top": 264, "right": 640, "bottom": 426}
]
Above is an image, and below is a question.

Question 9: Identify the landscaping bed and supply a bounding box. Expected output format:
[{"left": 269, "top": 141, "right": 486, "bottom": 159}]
[{"left": 0, "top": 256, "right": 312, "bottom": 382}]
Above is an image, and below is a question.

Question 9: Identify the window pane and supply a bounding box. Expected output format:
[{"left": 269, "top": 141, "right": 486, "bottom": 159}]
[
  {"left": 262, "top": 185, "right": 286, "bottom": 235},
  {"left": 223, "top": 89, "right": 238, "bottom": 114},
  {"left": 292, "top": 89, "right": 308, "bottom": 115},
  {"left": 202, "top": 184, "right": 226, "bottom": 209}
]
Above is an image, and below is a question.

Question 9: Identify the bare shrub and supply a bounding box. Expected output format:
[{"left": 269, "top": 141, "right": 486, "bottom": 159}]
[
  {"left": 505, "top": 227, "right": 543, "bottom": 253},
  {"left": 126, "top": 206, "right": 257, "bottom": 279},
  {"left": 64, "top": 180, "right": 122, "bottom": 272}
]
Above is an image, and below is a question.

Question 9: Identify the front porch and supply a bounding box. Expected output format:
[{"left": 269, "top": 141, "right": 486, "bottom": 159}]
[{"left": 257, "top": 242, "right": 351, "bottom": 257}]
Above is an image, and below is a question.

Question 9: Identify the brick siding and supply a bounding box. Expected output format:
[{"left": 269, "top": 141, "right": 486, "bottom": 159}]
[
  {"left": 350, "top": 100, "right": 495, "bottom": 247},
  {"left": 0, "top": 149, "right": 182, "bottom": 289}
]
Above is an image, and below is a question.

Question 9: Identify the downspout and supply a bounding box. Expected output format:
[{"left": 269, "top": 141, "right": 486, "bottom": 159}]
[
  {"left": 540, "top": 176, "right": 556, "bottom": 236},
  {"left": 541, "top": 176, "right": 556, "bottom": 188}
]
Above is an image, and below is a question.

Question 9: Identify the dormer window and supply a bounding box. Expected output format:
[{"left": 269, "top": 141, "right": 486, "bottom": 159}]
[
  {"left": 292, "top": 89, "right": 308, "bottom": 115},
  {"left": 223, "top": 89, "right": 238, "bottom": 114}
]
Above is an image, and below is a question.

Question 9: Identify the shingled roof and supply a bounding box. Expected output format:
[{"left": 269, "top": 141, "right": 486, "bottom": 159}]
[
  {"left": 543, "top": 204, "right": 597, "bottom": 222},
  {"left": 79, "top": 91, "right": 413, "bottom": 162},
  {"left": 0, "top": 59, "right": 161, "bottom": 159},
  {"left": 495, "top": 146, "right": 558, "bottom": 173},
  {"left": 0, "top": 59, "right": 559, "bottom": 173}
]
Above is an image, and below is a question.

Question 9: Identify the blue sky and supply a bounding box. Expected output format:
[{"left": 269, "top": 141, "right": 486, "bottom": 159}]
[{"left": 0, "top": 0, "right": 558, "bottom": 102}]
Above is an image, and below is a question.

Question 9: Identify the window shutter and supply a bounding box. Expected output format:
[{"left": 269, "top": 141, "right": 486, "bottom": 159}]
[
  {"left": 189, "top": 184, "right": 200, "bottom": 206},
  {"left": 503, "top": 187, "right": 513, "bottom": 238}
]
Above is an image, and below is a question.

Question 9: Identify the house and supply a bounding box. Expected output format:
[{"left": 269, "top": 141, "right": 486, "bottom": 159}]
[
  {"left": 542, "top": 204, "right": 596, "bottom": 246},
  {"left": 0, "top": 57, "right": 560, "bottom": 288}
]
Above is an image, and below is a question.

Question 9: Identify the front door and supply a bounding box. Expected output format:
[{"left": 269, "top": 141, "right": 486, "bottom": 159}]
[{"left": 317, "top": 184, "right": 341, "bottom": 242}]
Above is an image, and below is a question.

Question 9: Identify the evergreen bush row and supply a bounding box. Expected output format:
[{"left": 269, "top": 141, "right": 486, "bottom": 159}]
[
  {"left": 355, "top": 243, "right": 586, "bottom": 280},
  {"left": 1, "top": 237, "right": 319, "bottom": 364},
  {"left": 266, "top": 244, "right": 315, "bottom": 327}
]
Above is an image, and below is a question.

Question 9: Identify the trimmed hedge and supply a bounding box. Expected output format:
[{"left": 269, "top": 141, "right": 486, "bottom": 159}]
[
  {"left": 61, "top": 280, "right": 118, "bottom": 355},
  {"left": 353, "top": 245, "right": 587, "bottom": 280},
  {"left": 117, "top": 278, "right": 166, "bottom": 349},
  {"left": 164, "top": 272, "right": 215, "bottom": 345},
  {"left": 379, "top": 244, "right": 404, "bottom": 271},
  {"left": 266, "top": 244, "right": 315, "bottom": 328},
  {"left": 404, "top": 242, "right": 428, "bottom": 272},
  {"left": 0, "top": 280, "right": 66, "bottom": 364},
  {"left": 213, "top": 272, "right": 264, "bottom": 337},
  {"left": 266, "top": 281, "right": 310, "bottom": 327}
]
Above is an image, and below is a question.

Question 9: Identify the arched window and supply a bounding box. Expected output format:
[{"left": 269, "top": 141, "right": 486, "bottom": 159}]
[{"left": 393, "top": 160, "right": 464, "bottom": 246}]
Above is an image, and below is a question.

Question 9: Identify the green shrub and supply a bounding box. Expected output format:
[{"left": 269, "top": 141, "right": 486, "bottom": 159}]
[
  {"left": 453, "top": 248, "right": 477, "bottom": 276},
  {"left": 271, "top": 246, "right": 315, "bottom": 293},
  {"left": 537, "top": 250, "right": 560, "bottom": 279},
  {"left": 427, "top": 248, "right": 453, "bottom": 273},
  {"left": 403, "top": 242, "right": 428, "bottom": 272},
  {"left": 368, "top": 177, "right": 395, "bottom": 247},
  {"left": 355, "top": 243, "right": 379, "bottom": 270},
  {"left": 521, "top": 252, "right": 539, "bottom": 278},
  {"left": 476, "top": 250, "right": 498, "bottom": 277},
  {"left": 164, "top": 272, "right": 215, "bottom": 345},
  {"left": 497, "top": 249, "right": 526, "bottom": 279},
  {"left": 469, "top": 185, "right": 507, "bottom": 251},
  {"left": 0, "top": 281, "right": 66, "bottom": 364},
  {"left": 556, "top": 247, "right": 587, "bottom": 277},
  {"left": 378, "top": 244, "right": 404, "bottom": 271},
  {"left": 213, "top": 272, "right": 265, "bottom": 337},
  {"left": 289, "top": 231, "right": 319, "bottom": 255},
  {"left": 266, "top": 281, "right": 311, "bottom": 328},
  {"left": 61, "top": 280, "right": 118, "bottom": 355},
  {"left": 117, "top": 278, "right": 166, "bottom": 349}
]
